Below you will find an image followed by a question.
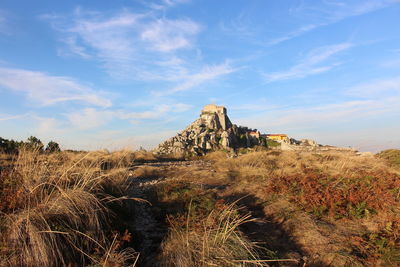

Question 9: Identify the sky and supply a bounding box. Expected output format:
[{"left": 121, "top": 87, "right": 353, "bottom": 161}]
[{"left": 0, "top": 0, "right": 399, "bottom": 152}]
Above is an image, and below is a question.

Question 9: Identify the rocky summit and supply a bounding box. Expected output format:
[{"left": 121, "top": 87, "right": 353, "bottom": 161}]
[{"left": 154, "top": 104, "right": 261, "bottom": 155}]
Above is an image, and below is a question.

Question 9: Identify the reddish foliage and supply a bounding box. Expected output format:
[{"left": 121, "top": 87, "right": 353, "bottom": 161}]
[
  {"left": 265, "top": 167, "right": 400, "bottom": 218},
  {"left": 0, "top": 168, "right": 27, "bottom": 213}
]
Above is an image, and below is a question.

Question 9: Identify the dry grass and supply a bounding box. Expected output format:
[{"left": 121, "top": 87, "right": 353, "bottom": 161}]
[
  {"left": 0, "top": 148, "right": 138, "bottom": 266},
  {"left": 131, "top": 166, "right": 163, "bottom": 179},
  {"left": 204, "top": 150, "right": 400, "bottom": 266},
  {"left": 2, "top": 147, "right": 399, "bottom": 266},
  {"left": 158, "top": 201, "right": 268, "bottom": 267},
  {"left": 377, "top": 149, "right": 400, "bottom": 169}
]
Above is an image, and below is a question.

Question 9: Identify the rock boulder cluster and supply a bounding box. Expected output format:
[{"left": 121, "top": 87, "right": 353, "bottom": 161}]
[
  {"left": 154, "top": 104, "right": 260, "bottom": 155},
  {"left": 153, "top": 104, "right": 352, "bottom": 155}
]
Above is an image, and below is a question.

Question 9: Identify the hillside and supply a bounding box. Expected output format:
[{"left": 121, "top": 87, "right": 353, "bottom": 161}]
[
  {"left": 1, "top": 147, "right": 399, "bottom": 266},
  {"left": 154, "top": 104, "right": 351, "bottom": 156}
]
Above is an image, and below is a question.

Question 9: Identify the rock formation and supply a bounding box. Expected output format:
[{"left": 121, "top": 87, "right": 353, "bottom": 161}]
[
  {"left": 154, "top": 104, "right": 354, "bottom": 155},
  {"left": 154, "top": 104, "right": 259, "bottom": 155}
]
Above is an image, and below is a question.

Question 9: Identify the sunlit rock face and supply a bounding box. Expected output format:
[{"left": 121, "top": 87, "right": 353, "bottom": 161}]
[{"left": 154, "top": 104, "right": 259, "bottom": 156}]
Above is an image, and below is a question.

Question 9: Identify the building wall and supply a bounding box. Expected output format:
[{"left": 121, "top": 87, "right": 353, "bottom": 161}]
[
  {"left": 201, "top": 104, "right": 230, "bottom": 130},
  {"left": 202, "top": 104, "right": 226, "bottom": 114},
  {"left": 267, "top": 135, "right": 288, "bottom": 141}
]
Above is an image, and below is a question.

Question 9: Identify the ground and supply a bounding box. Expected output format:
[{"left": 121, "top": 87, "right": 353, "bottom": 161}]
[{"left": 1, "top": 149, "right": 399, "bottom": 266}]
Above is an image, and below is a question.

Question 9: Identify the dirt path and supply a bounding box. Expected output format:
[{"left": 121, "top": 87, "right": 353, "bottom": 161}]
[
  {"left": 126, "top": 159, "right": 306, "bottom": 267},
  {"left": 126, "top": 160, "right": 213, "bottom": 266}
]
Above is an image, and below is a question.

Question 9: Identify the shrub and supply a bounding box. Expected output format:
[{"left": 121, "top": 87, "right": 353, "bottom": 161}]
[
  {"left": 0, "top": 149, "right": 137, "bottom": 266},
  {"left": 45, "top": 141, "right": 61, "bottom": 153},
  {"left": 158, "top": 202, "right": 264, "bottom": 267},
  {"left": 266, "top": 139, "right": 280, "bottom": 148},
  {"left": 377, "top": 149, "right": 400, "bottom": 169},
  {"left": 25, "top": 136, "right": 44, "bottom": 152},
  {"left": 0, "top": 137, "right": 21, "bottom": 154}
]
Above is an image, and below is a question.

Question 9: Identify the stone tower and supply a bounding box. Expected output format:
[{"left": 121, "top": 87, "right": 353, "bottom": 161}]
[
  {"left": 201, "top": 104, "right": 232, "bottom": 130},
  {"left": 154, "top": 104, "right": 260, "bottom": 155}
]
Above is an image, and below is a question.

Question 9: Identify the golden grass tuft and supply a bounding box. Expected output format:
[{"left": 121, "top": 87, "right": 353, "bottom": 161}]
[
  {"left": 0, "top": 148, "right": 137, "bottom": 266},
  {"left": 377, "top": 149, "right": 400, "bottom": 169},
  {"left": 158, "top": 201, "right": 266, "bottom": 267}
]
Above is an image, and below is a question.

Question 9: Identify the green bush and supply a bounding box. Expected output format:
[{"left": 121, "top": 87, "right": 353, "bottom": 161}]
[
  {"left": 377, "top": 149, "right": 400, "bottom": 169},
  {"left": 45, "top": 141, "right": 61, "bottom": 153},
  {"left": 0, "top": 137, "right": 21, "bottom": 154},
  {"left": 25, "top": 136, "right": 44, "bottom": 152},
  {"left": 266, "top": 139, "right": 281, "bottom": 148}
]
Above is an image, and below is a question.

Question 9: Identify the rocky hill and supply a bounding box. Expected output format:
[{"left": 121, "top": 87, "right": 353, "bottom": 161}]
[
  {"left": 154, "top": 104, "right": 355, "bottom": 155},
  {"left": 154, "top": 104, "right": 260, "bottom": 155}
]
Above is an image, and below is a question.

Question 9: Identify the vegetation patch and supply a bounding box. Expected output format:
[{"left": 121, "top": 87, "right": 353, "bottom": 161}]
[
  {"left": 377, "top": 149, "right": 400, "bottom": 169},
  {"left": 0, "top": 149, "right": 139, "bottom": 266}
]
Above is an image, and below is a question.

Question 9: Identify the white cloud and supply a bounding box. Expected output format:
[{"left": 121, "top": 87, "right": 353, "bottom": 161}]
[
  {"left": 347, "top": 0, "right": 400, "bottom": 17},
  {"left": 347, "top": 76, "right": 400, "bottom": 98},
  {"left": 264, "top": 43, "right": 352, "bottom": 82},
  {"left": 236, "top": 76, "right": 400, "bottom": 152},
  {"left": 59, "top": 36, "right": 91, "bottom": 58},
  {"left": 172, "top": 103, "right": 191, "bottom": 112},
  {"left": 157, "top": 62, "right": 236, "bottom": 95},
  {"left": 380, "top": 58, "right": 400, "bottom": 68},
  {"left": 269, "top": 0, "right": 399, "bottom": 45},
  {"left": 141, "top": 18, "right": 200, "bottom": 52},
  {"left": 66, "top": 108, "right": 115, "bottom": 130},
  {"left": 43, "top": 8, "right": 238, "bottom": 95},
  {"left": 0, "top": 9, "right": 9, "bottom": 34},
  {"left": 65, "top": 103, "right": 191, "bottom": 130},
  {"left": 0, "top": 67, "right": 111, "bottom": 107},
  {"left": 148, "top": 0, "right": 190, "bottom": 10},
  {"left": 0, "top": 113, "right": 29, "bottom": 121},
  {"left": 268, "top": 24, "right": 319, "bottom": 45},
  {"left": 236, "top": 97, "right": 400, "bottom": 151},
  {"left": 35, "top": 116, "right": 66, "bottom": 137},
  {"left": 44, "top": 9, "right": 202, "bottom": 81}
]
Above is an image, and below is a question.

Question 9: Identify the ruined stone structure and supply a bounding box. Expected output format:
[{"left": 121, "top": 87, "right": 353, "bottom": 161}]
[
  {"left": 201, "top": 104, "right": 232, "bottom": 130},
  {"left": 153, "top": 104, "right": 347, "bottom": 155},
  {"left": 154, "top": 104, "right": 258, "bottom": 155}
]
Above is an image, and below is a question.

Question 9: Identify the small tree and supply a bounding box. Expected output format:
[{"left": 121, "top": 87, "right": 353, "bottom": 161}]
[
  {"left": 25, "top": 136, "right": 44, "bottom": 152},
  {"left": 45, "top": 141, "right": 61, "bottom": 153},
  {"left": 0, "top": 137, "right": 21, "bottom": 154}
]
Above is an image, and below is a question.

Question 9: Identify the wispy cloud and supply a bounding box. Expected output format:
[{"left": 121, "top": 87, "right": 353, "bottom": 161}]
[
  {"left": 66, "top": 103, "right": 191, "bottom": 130},
  {"left": 346, "top": 76, "right": 400, "bottom": 98},
  {"left": 141, "top": 18, "right": 200, "bottom": 52},
  {"left": 0, "top": 66, "right": 111, "bottom": 107},
  {"left": 0, "top": 9, "right": 10, "bottom": 34},
  {"left": 42, "top": 7, "right": 240, "bottom": 96},
  {"left": 380, "top": 58, "right": 400, "bottom": 68},
  {"left": 237, "top": 75, "right": 400, "bottom": 152},
  {"left": 0, "top": 113, "right": 29, "bottom": 121},
  {"left": 58, "top": 36, "right": 92, "bottom": 58},
  {"left": 155, "top": 62, "right": 236, "bottom": 96},
  {"left": 269, "top": 0, "right": 399, "bottom": 45},
  {"left": 268, "top": 24, "right": 319, "bottom": 45},
  {"left": 236, "top": 97, "right": 400, "bottom": 151},
  {"left": 43, "top": 8, "right": 202, "bottom": 81},
  {"left": 148, "top": 0, "right": 190, "bottom": 10},
  {"left": 263, "top": 42, "right": 352, "bottom": 82},
  {"left": 0, "top": 14, "right": 5, "bottom": 33}
]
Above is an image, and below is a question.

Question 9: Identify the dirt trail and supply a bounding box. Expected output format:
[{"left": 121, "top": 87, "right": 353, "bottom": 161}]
[
  {"left": 126, "top": 159, "right": 306, "bottom": 267},
  {"left": 127, "top": 160, "right": 213, "bottom": 266}
]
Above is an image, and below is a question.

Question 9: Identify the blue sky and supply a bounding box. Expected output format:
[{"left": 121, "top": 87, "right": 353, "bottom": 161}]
[{"left": 0, "top": 0, "right": 399, "bottom": 152}]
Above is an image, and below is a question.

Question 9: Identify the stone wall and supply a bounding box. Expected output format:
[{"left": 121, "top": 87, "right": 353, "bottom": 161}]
[
  {"left": 201, "top": 104, "right": 232, "bottom": 130},
  {"left": 154, "top": 104, "right": 257, "bottom": 155},
  {"left": 202, "top": 104, "right": 226, "bottom": 114}
]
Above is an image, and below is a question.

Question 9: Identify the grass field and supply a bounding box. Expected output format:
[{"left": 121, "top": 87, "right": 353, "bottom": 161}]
[{"left": 1, "top": 148, "right": 399, "bottom": 266}]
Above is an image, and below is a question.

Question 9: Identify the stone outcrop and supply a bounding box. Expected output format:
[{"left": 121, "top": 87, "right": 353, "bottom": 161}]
[
  {"left": 154, "top": 104, "right": 355, "bottom": 155},
  {"left": 154, "top": 104, "right": 259, "bottom": 155}
]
